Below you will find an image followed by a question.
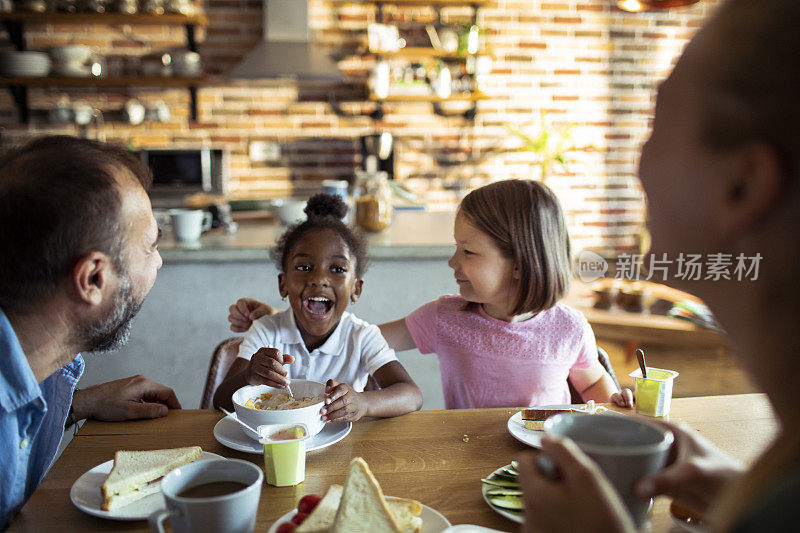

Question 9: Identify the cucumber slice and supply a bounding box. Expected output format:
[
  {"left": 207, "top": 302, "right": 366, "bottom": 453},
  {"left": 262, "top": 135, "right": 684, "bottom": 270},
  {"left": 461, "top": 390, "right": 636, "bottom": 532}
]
[
  {"left": 481, "top": 477, "right": 520, "bottom": 488},
  {"left": 502, "top": 466, "right": 519, "bottom": 477},
  {"left": 488, "top": 495, "right": 524, "bottom": 511},
  {"left": 489, "top": 471, "right": 517, "bottom": 481},
  {"left": 485, "top": 487, "right": 523, "bottom": 496}
]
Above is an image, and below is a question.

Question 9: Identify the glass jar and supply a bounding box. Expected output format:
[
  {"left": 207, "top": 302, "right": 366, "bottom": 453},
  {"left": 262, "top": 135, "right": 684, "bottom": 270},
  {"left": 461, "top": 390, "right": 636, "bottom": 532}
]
[{"left": 354, "top": 171, "right": 392, "bottom": 232}]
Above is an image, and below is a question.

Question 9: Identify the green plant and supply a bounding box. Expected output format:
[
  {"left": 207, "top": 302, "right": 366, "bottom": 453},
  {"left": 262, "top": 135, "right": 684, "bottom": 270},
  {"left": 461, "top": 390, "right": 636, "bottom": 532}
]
[{"left": 504, "top": 112, "right": 588, "bottom": 182}]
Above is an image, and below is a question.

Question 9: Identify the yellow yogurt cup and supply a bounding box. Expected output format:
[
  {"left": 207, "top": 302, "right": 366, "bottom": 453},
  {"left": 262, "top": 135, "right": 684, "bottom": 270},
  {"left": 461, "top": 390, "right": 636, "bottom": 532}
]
[
  {"left": 258, "top": 423, "right": 310, "bottom": 486},
  {"left": 629, "top": 367, "right": 679, "bottom": 417}
]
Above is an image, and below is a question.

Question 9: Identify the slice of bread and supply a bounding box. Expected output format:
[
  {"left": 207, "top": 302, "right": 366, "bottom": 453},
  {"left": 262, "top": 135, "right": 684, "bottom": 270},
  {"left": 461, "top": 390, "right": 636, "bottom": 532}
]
[
  {"left": 331, "top": 457, "right": 403, "bottom": 533},
  {"left": 386, "top": 498, "right": 423, "bottom": 533},
  {"left": 100, "top": 446, "right": 202, "bottom": 511},
  {"left": 520, "top": 408, "right": 575, "bottom": 430},
  {"left": 296, "top": 485, "right": 344, "bottom": 533}
]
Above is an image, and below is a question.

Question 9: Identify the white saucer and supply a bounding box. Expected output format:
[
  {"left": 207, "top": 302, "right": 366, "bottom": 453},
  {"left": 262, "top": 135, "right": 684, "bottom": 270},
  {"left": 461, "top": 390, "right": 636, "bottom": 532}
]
[
  {"left": 213, "top": 416, "right": 351, "bottom": 454},
  {"left": 70, "top": 451, "right": 225, "bottom": 521},
  {"left": 267, "top": 497, "right": 451, "bottom": 533},
  {"left": 507, "top": 404, "right": 622, "bottom": 448}
]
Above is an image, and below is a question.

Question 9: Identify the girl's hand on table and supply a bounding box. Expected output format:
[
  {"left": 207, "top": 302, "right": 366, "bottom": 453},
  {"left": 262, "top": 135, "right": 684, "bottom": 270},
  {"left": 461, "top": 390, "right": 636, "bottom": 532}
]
[
  {"left": 610, "top": 388, "right": 634, "bottom": 408},
  {"left": 321, "top": 379, "right": 368, "bottom": 422},
  {"left": 228, "top": 298, "right": 276, "bottom": 332},
  {"left": 518, "top": 436, "right": 636, "bottom": 533},
  {"left": 635, "top": 420, "right": 745, "bottom": 518},
  {"left": 244, "top": 348, "right": 295, "bottom": 388}
]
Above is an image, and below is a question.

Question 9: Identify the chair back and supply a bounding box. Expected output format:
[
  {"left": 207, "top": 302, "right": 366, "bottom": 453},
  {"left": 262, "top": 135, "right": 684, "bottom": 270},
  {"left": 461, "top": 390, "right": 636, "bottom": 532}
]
[{"left": 200, "top": 337, "right": 243, "bottom": 409}]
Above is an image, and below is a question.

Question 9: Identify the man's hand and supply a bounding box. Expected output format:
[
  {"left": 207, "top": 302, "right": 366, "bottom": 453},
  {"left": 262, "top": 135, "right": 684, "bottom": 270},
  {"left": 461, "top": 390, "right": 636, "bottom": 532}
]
[
  {"left": 518, "top": 437, "right": 637, "bottom": 533},
  {"left": 228, "top": 298, "right": 276, "bottom": 332},
  {"left": 71, "top": 375, "right": 181, "bottom": 422}
]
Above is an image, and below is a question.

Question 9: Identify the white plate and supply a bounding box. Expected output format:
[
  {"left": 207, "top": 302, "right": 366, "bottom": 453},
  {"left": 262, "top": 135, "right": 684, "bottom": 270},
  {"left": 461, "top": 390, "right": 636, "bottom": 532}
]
[
  {"left": 507, "top": 404, "right": 622, "bottom": 448},
  {"left": 213, "top": 416, "right": 351, "bottom": 454},
  {"left": 70, "top": 451, "right": 225, "bottom": 521},
  {"left": 267, "top": 497, "right": 451, "bottom": 533},
  {"left": 481, "top": 464, "right": 523, "bottom": 524}
]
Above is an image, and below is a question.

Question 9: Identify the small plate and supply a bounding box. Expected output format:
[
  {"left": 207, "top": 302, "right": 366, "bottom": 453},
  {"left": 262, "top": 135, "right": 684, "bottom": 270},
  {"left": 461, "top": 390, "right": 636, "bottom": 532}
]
[
  {"left": 507, "top": 404, "right": 621, "bottom": 448},
  {"left": 213, "top": 416, "right": 351, "bottom": 454},
  {"left": 70, "top": 451, "right": 225, "bottom": 521},
  {"left": 481, "top": 464, "right": 523, "bottom": 524},
  {"left": 267, "top": 497, "right": 451, "bottom": 533}
]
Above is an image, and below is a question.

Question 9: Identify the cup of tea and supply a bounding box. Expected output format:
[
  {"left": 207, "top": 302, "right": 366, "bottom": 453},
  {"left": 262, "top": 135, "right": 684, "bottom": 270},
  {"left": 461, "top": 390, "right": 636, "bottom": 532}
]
[
  {"left": 169, "top": 209, "right": 212, "bottom": 242},
  {"left": 259, "top": 423, "right": 310, "bottom": 487},
  {"left": 542, "top": 413, "right": 673, "bottom": 528},
  {"left": 148, "top": 458, "right": 263, "bottom": 533},
  {"left": 629, "top": 367, "right": 679, "bottom": 417}
]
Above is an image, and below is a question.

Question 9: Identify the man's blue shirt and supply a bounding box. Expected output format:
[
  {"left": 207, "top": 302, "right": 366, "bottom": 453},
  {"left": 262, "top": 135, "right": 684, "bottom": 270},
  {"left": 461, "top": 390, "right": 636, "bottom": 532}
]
[{"left": 0, "top": 307, "right": 84, "bottom": 529}]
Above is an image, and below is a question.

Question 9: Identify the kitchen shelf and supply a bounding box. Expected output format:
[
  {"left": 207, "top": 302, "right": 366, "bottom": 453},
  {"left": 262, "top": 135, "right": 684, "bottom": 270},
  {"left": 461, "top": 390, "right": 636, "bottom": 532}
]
[
  {"left": 368, "top": 92, "right": 488, "bottom": 102},
  {"left": 0, "top": 11, "right": 208, "bottom": 123},
  {"left": 331, "top": 0, "right": 490, "bottom": 6},
  {"left": 0, "top": 75, "right": 205, "bottom": 87},
  {"left": 0, "top": 12, "right": 208, "bottom": 26},
  {"left": 366, "top": 46, "right": 490, "bottom": 59}
]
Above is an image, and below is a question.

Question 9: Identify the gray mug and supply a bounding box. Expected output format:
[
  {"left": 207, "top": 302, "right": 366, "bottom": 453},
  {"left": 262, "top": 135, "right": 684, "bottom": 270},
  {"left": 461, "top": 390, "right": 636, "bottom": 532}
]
[
  {"left": 148, "top": 459, "right": 263, "bottom": 533},
  {"left": 542, "top": 413, "right": 673, "bottom": 527}
]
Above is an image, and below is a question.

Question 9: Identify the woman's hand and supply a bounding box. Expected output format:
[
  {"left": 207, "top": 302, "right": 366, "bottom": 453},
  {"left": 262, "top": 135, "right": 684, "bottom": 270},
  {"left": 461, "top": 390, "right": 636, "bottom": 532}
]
[
  {"left": 610, "top": 387, "right": 634, "bottom": 408},
  {"left": 244, "top": 348, "right": 295, "bottom": 388},
  {"left": 321, "top": 379, "right": 369, "bottom": 422},
  {"left": 635, "top": 420, "right": 744, "bottom": 518},
  {"left": 228, "top": 298, "right": 275, "bottom": 332},
  {"left": 518, "top": 436, "right": 636, "bottom": 533}
]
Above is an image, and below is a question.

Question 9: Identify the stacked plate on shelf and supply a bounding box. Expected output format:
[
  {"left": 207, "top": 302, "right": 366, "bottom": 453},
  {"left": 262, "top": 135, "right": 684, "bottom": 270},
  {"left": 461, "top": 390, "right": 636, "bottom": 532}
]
[{"left": 0, "top": 51, "right": 51, "bottom": 77}]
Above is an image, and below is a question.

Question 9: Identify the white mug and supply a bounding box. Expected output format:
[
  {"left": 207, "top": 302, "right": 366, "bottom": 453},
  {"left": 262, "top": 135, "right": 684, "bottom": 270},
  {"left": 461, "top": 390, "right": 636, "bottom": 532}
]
[
  {"left": 542, "top": 413, "right": 673, "bottom": 528},
  {"left": 148, "top": 459, "right": 263, "bottom": 533},
  {"left": 170, "top": 209, "right": 212, "bottom": 242}
]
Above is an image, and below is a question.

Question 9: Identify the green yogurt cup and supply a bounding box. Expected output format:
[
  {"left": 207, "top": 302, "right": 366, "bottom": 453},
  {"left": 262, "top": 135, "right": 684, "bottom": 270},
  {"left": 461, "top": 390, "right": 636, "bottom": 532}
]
[
  {"left": 629, "top": 367, "right": 679, "bottom": 417},
  {"left": 258, "top": 423, "right": 310, "bottom": 486}
]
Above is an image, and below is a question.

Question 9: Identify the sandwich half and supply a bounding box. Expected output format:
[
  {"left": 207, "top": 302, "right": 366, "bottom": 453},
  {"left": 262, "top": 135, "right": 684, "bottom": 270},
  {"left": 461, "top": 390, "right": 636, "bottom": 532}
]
[
  {"left": 100, "top": 446, "right": 203, "bottom": 511},
  {"left": 520, "top": 408, "right": 575, "bottom": 431},
  {"left": 331, "top": 457, "right": 407, "bottom": 533},
  {"left": 297, "top": 483, "right": 422, "bottom": 533}
]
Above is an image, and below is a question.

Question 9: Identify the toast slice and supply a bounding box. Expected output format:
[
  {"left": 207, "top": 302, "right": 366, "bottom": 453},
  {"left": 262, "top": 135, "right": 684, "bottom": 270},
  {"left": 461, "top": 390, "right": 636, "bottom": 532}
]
[
  {"left": 330, "top": 457, "right": 403, "bottom": 533},
  {"left": 520, "top": 408, "right": 575, "bottom": 430},
  {"left": 296, "top": 485, "right": 344, "bottom": 533},
  {"left": 100, "top": 446, "right": 202, "bottom": 511},
  {"left": 297, "top": 484, "right": 422, "bottom": 533}
]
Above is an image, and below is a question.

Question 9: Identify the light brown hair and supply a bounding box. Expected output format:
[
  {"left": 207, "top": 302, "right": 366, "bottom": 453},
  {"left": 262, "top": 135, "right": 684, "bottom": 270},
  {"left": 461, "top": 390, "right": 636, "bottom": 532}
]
[{"left": 458, "top": 179, "right": 572, "bottom": 315}]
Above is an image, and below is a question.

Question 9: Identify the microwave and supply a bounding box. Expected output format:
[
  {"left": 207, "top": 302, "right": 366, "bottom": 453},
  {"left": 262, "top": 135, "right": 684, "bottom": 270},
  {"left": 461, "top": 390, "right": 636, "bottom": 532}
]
[{"left": 138, "top": 148, "right": 229, "bottom": 208}]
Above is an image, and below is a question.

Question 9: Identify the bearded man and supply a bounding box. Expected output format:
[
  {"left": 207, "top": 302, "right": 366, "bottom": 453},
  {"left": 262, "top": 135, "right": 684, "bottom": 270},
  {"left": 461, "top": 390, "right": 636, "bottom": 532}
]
[{"left": 0, "top": 136, "right": 181, "bottom": 528}]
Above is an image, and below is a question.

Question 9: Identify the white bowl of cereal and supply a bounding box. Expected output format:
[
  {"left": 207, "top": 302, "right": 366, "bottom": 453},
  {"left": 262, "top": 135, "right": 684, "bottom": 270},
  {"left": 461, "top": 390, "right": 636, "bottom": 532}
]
[{"left": 232, "top": 380, "right": 327, "bottom": 438}]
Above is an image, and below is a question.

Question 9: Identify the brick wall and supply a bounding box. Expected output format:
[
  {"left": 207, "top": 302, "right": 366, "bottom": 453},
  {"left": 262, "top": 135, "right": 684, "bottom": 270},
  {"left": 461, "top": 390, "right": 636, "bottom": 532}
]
[{"left": 0, "top": 0, "right": 719, "bottom": 255}]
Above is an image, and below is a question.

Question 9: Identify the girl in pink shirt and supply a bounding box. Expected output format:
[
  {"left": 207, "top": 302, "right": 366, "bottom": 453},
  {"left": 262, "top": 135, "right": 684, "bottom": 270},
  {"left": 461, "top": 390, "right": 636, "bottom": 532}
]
[
  {"left": 229, "top": 180, "right": 632, "bottom": 409},
  {"left": 379, "top": 179, "right": 632, "bottom": 409}
]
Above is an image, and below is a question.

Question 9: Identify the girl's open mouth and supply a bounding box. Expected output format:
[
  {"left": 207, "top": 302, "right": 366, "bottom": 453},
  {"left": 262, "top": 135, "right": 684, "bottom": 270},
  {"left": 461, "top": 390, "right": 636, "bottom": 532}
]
[{"left": 303, "top": 296, "right": 334, "bottom": 317}]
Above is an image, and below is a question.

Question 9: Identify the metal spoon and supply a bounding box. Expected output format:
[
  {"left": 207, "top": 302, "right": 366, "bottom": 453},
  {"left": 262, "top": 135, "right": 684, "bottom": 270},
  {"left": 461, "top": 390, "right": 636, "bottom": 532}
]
[{"left": 636, "top": 348, "right": 648, "bottom": 378}]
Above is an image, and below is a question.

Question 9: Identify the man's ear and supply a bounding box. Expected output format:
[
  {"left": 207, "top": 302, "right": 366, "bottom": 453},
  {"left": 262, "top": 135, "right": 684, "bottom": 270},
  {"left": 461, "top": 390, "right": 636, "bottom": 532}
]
[
  {"left": 716, "top": 143, "right": 786, "bottom": 239},
  {"left": 350, "top": 279, "right": 364, "bottom": 303},
  {"left": 278, "top": 273, "right": 287, "bottom": 298},
  {"left": 72, "top": 252, "right": 113, "bottom": 306}
]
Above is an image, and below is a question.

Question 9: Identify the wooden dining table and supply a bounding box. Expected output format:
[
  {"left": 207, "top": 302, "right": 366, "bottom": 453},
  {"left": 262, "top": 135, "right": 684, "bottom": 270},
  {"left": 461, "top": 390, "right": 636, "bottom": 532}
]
[{"left": 8, "top": 393, "right": 777, "bottom": 532}]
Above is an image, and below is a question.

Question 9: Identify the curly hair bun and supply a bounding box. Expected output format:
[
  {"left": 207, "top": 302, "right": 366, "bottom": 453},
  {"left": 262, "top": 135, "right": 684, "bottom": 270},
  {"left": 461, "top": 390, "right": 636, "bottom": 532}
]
[{"left": 304, "top": 193, "right": 348, "bottom": 221}]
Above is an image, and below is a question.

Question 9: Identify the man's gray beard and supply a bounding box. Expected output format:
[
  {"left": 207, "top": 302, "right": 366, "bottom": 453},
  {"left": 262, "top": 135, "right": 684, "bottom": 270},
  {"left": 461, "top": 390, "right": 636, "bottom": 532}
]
[{"left": 83, "top": 275, "right": 143, "bottom": 353}]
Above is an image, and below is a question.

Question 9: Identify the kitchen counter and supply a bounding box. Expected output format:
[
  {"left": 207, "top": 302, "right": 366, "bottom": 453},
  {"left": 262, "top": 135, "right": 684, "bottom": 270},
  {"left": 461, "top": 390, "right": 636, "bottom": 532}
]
[{"left": 159, "top": 210, "right": 456, "bottom": 262}]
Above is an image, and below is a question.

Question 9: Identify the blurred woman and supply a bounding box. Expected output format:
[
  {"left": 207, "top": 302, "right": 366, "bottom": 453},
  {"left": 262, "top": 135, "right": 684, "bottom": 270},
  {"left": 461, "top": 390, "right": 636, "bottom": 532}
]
[{"left": 518, "top": 0, "right": 800, "bottom": 531}]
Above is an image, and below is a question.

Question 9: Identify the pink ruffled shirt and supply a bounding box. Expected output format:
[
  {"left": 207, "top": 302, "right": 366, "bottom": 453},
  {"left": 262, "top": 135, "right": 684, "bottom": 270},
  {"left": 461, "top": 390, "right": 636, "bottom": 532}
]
[{"left": 405, "top": 295, "right": 596, "bottom": 409}]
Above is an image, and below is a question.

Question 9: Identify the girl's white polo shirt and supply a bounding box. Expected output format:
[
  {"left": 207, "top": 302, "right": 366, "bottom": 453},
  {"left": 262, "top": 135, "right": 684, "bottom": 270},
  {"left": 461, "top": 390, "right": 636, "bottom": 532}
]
[{"left": 236, "top": 309, "right": 397, "bottom": 392}]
